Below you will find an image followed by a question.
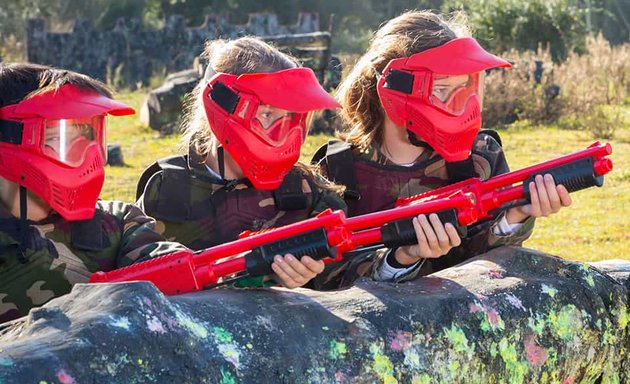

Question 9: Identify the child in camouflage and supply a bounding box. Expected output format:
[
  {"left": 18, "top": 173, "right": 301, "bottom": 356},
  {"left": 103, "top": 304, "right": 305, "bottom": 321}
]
[
  {"left": 314, "top": 10, "right": 572, "bottom": 284},
  {"left": 0, "top": 63, "right": 187, "bottom": 323},
  {"left": 136, "top": 37, "right": 347, "bottom": 289}
]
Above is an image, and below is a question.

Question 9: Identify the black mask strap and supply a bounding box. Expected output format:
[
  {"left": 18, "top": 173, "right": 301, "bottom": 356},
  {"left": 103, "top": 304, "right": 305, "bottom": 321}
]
[
  {"left": 406, "top": 130, "right": 433, "bottom": 150},
  {"left": 17, "top": 186, "right": 29, "bottom": 264},
  {"left": 217, "top": 146, "right": 250, "bottom": 192}
]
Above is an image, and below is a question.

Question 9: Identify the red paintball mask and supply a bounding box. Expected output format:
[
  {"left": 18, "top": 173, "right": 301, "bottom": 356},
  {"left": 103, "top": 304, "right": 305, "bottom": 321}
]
[
  {"left": 203, "top": 67, "right": 340, "bottom": 189},
  {"left": 0, "top": 84, "right": 135, "bottom": 220},
  {"left": 377, "top": 37, "right": 511, "bottom": 161}
]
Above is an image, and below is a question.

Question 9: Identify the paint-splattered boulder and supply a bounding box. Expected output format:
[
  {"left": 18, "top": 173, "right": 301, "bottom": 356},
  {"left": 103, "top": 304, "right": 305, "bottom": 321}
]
[{"left": 0, "top": 246, "right": 628, "bottom": 383}]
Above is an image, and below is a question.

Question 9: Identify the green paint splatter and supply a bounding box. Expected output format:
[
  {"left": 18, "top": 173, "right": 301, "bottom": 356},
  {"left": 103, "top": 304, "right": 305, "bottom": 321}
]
[
  {"left": 246, "top": 343, "right": 253, "bottom": 349},
  {"left": 480, "top": 318, "right": 492, "bottom": 332},
  {"left": 403, "top": 350, "right": 421, "bottom": 370},
  {"left": 39, "top": 382, "right": 48, "bottom": 384},
  {"left": 579, "top": 264, "right": 596, "bottom": 287},
  {"left": 136, "top": 357, "right": 150, "bottom": 370},
  {"left": 322, "top": 326, "right": 329, "bottom": 331},
  {"left": 212, "top": 327, "right": 233, "bottom": 343},
  {"left": 527, "top": 316, "right": 546, "bottom": 335},
  {"left": 584, "top": 274, "right": 595, "bottom": 287},
  {"left": 498, "top": 337, "right": 528, "bottom": 384},
  {"left": 329, "top": 340, "right": 347, "bottom": 360},
  {"left": 220, "top": 367, "right": 237, "bottom": 384},
  {"left": 175, "top": 311, "right": 208, "bottom": 339},
  {"left": 541, "top": 284, "right": 557, "bottom": 298},
  {"left": 548, "top": 305, "right": 580, "bottom": 341},
  {"left": 489, "top": 342, "right": 498, "bottom": 358},
  {"left": 374, "top": 355, "right": 396, "bottom": 384},
  {"left": 443, "top": 325, "right": 473, "bottom": 354},
  {"left": 412, "top": 374, "right": 431, "bottom": 384},
  {"left": 449, "top": 360, "right": 460, "bottom": 377},
  {"left": 615, "top": 305, "right": 629, "bottom": 329},
  {"left": 369, "top": 344, "right": 397, "bottom": 384}
]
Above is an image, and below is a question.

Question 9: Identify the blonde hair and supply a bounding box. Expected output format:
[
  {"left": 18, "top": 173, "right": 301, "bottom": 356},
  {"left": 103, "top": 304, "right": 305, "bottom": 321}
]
[
  {"left": 180, "top": 37, "right": 299, "bottom": 156},
  {"left": 337, "top": 10, "right": 470, "bottom": 151}
]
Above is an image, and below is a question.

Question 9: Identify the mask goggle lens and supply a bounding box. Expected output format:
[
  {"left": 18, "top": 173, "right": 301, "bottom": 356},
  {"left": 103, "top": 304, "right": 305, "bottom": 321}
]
[
  {"left": 238, "top": 102, "right": 303, "bottom": 146},
  {"left": 429, "top": 72, "right": 484, "bottom": 115},
  {"left": 41, "top": 116, "right": 105, "bottom": 167}
]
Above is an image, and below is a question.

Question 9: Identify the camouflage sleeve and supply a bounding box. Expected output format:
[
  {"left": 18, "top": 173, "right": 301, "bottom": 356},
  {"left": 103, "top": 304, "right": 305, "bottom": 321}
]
[
  {"left": 96, "top": 200, "right": 188, "bottom": 268},
  {"left": 135, "top": 172, "right": 161, "bottom": 216}
]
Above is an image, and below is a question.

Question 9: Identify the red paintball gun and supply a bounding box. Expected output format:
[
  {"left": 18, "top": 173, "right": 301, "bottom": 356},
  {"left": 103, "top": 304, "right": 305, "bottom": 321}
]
[{"left": 90, "top": 142, "right": 613, "bottom": 295}]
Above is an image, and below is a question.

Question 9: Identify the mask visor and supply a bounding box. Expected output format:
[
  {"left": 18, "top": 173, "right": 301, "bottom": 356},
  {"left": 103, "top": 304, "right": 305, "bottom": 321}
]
[
  {"left": 429, "top": 72, "right": 484, "bottom": 115},
  {"left": 41, "top": 116, "right": 105, "bottom": 167},
  {"left": 235, "top": 100, "right": 305, "bottom": 147}
]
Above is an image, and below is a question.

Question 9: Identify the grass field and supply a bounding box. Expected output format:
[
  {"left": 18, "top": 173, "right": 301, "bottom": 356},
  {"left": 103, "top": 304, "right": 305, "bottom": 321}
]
[{"left": 103, "top": 90, "right": 630, "bottom": 263}]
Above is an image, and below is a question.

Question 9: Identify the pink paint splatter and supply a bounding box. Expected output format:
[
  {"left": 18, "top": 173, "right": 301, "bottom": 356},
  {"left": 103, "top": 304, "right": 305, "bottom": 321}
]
[
  {"left": 56, "top": 369, "right": 76, "bottom": 384},
  {"left": 474, "top": 293, "right": 489, "bottom": 301},
  {"left": 335, "top": 371, "right": 344, "bottom": 383},
  {"left": 487, "top": 308, "right": 500, "bottom": 327},
  {"left": 147, "top": 316, "right": 166, "bottom": 334},
  {"left": 390, "top": 331, "right": 412, "bottom": 351},
  {"left": 487, "top": 270, "right": 504, "bottom": 279},
  {"left": 469, "top": 303, "right": 482, "bottom": 314},
  {"left": 523, "top": 334, "right": 548, "bottom": 367},
  {"left": 562, "top": 376, "right": 575, "bottom": 384}
]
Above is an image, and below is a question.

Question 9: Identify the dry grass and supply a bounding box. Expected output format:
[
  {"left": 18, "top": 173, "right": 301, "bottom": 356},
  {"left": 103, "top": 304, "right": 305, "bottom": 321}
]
[{"left": 483, "top": 35, "right": 630, "bottom": 140}]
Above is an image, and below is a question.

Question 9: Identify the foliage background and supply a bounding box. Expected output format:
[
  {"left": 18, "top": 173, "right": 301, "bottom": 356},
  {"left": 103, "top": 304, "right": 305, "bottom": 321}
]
[{"left": 1, "top": 0, "right": 629, "bottom": 60}]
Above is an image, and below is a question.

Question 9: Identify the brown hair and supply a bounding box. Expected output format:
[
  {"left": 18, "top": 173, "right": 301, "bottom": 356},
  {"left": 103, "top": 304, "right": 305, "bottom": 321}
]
[
  {"left": 337, "top": 10, "right": 470, "bottom": 151},
  {"left": 180, "top": 37, "right": 299, "bottom": 156},
  {"left": 0, "top": 63, "right": 112, "bottom": 108}
]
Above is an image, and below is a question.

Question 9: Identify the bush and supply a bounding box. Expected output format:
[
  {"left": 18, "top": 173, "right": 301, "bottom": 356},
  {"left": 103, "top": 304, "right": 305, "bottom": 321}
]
[
  {"left": 556, "top": 34, "right": 629, "bottom": 118},
  {"left": 443, "top": 0, "right": 588, "bottom": 62},
  {"left": 483, "top": 35, "right": 629, "bottom": 139},
  {"left": 483, "top": 47, "right": 565, "bottom": 128}
]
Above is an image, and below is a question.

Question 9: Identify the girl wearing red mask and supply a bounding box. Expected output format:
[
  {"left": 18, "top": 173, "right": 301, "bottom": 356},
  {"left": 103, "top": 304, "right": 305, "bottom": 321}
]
[
  {"left": 0, "top": 63, "right": 187, "bottom": 323},
  {"left": 137, "top": 37, "right": 347, "bottom": 289},
  {"left": 313, "top": 11, "right": 572, "bottom": 284}
]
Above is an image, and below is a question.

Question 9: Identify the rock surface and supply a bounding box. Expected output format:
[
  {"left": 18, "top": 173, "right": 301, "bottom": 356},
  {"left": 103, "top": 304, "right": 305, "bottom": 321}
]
[{"left": 0, "top": 246, "right": 628, "bottom": 383}]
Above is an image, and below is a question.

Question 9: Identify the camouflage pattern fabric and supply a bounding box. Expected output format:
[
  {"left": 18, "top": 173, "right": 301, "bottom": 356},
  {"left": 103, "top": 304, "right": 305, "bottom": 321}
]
[
  {"left": 311, "top": 132, "right": 535, "bottom": 290},
  {"left": 0, "top": 200, "right": 186, "bottom": 324},
  {"left": 137, "top": 151, "right": 347, "bottom": 288}
]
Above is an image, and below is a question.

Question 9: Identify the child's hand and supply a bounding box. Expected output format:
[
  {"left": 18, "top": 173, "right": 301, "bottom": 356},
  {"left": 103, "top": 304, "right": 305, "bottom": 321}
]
[
  {"left": 395, "top": 213, "right": 462, "bottom": 265},
  {"left": 506, "top": 174, "right": 572, "bottom": 224},
  {"left": 270, "top": 254, "right": 325, "bottom": 289}
]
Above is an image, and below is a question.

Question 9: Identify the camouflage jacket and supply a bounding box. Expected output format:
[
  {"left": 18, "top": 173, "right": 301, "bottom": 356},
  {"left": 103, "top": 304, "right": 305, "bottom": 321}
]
[
  {"left": 137, "top": 151, "right": 347, "bottom": 288},
  {"left": 0, "top": 200, "right": 187, "bottom": 323},
  {"left": 312, "top": 132, "right": 535, "bottom": 289}
]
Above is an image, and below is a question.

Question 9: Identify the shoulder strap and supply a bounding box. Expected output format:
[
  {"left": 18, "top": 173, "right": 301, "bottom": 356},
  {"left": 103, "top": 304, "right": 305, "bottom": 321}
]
[
  {"left": 70, "top": 209, "right": 111, "bottom": 251},
  {"left": 445, "top": 129, "right": 503, "bottom": 183},
  {"left": 136, "top": 161, "right": 164, "bottom": 201},
  {"left": 480, "top": 128, "right": 503, "bottom": 147},
  {"left": 313, "top": 140, "right": 360, "bottom": 200},
  {"left": 138, "top": 155, "right": 193, "bottom": 222},
  {"left": 273, "top": 168, "right": 308, "bottom": 211}
]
